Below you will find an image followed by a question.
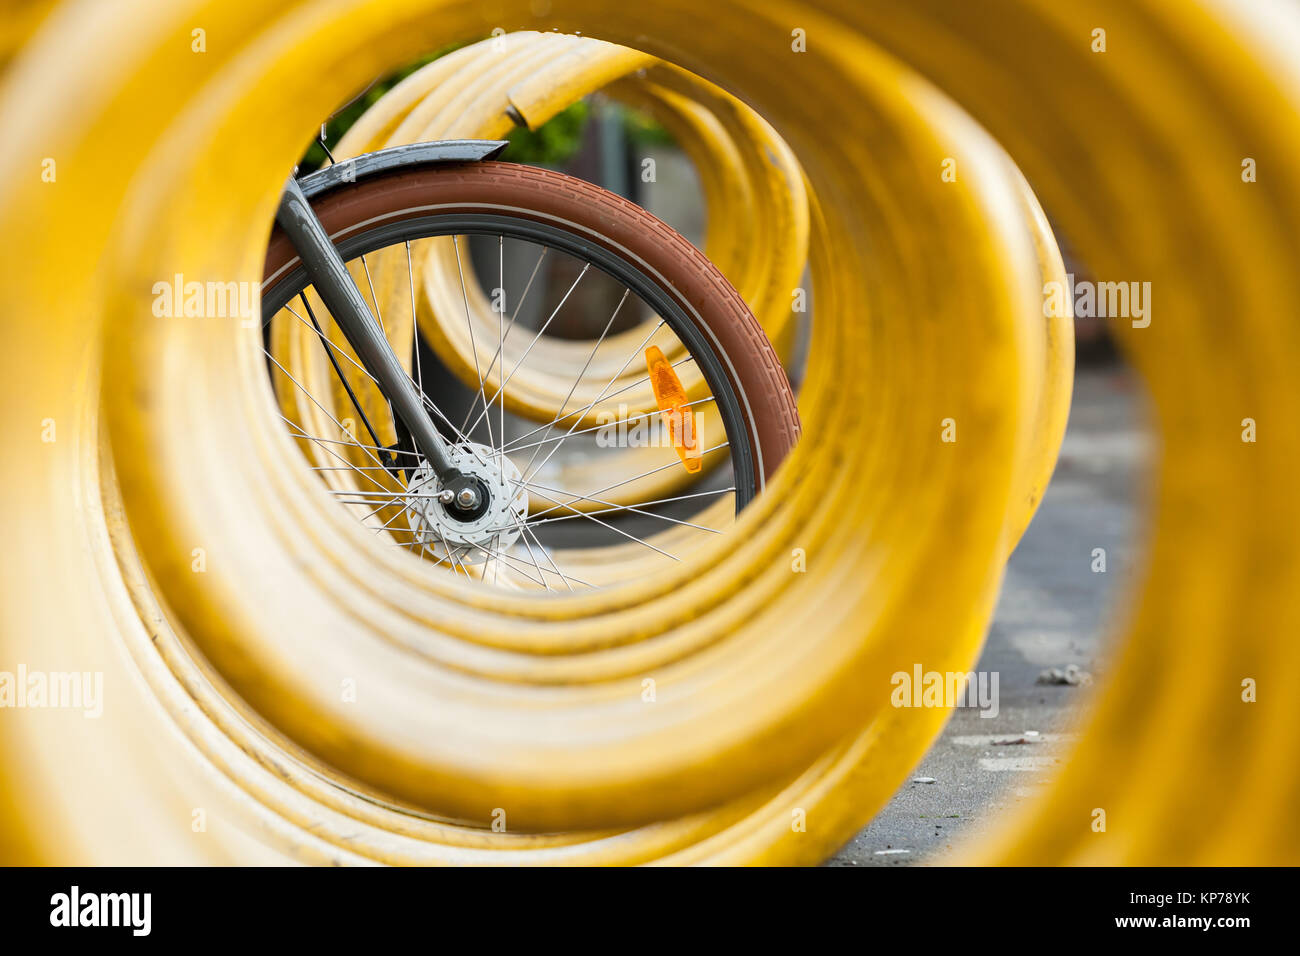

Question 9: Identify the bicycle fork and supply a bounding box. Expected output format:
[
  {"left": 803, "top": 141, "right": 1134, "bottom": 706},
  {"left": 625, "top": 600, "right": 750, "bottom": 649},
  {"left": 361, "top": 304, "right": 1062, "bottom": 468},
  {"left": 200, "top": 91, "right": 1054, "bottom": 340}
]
[{"left": 275, "top": 175, "right": 491, "bottom": 513}]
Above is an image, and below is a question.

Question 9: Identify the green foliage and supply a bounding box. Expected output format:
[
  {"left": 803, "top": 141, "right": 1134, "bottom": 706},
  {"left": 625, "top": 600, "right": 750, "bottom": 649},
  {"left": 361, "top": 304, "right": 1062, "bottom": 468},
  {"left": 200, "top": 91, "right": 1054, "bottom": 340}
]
[
  {"left": 300, "top": 43, "right": 675, "bottom": 173},
  {"left": 300, "top": 43, "right": 464, "bottom": 171},
  {"left": 502, "top": 101, "right": 590, "bottom": 166},
  {"left": 621, "top": 107, "right": 675, "bottom": 149}
]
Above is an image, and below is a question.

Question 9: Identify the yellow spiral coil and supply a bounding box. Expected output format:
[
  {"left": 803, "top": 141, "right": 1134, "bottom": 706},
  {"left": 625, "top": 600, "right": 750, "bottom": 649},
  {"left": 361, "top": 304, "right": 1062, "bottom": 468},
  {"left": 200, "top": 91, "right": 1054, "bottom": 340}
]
[{"left": 1, "top": 0, "right": 1291, "bottom": 866}]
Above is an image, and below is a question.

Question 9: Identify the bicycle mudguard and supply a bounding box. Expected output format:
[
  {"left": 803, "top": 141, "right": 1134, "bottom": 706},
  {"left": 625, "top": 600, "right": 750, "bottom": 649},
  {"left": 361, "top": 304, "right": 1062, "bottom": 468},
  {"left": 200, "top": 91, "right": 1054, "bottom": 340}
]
[{"left": 295, "top": 139, "right": 509, "bottom": 201}]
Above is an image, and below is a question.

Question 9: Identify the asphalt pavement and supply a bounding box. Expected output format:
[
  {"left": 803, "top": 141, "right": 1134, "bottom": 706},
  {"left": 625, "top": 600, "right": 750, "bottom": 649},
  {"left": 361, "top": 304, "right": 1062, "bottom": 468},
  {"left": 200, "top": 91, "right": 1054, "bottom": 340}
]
[{"left": 829, "top": 363, "right": 1149, "bottom": 865}]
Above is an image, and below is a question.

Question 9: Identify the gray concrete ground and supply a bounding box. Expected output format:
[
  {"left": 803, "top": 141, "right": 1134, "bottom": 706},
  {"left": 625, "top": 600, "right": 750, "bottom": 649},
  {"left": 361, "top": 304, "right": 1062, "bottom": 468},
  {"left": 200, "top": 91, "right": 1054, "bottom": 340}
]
[{"left": 829, "top": 363, "right": 1150, "bottom": 865}]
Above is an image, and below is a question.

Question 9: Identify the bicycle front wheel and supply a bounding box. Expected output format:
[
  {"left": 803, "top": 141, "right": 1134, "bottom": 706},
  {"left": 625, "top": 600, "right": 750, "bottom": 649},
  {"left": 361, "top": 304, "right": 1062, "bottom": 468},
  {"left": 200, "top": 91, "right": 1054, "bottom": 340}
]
[{"left": 262, "top": 161, "right": 800, "bottom": 591}]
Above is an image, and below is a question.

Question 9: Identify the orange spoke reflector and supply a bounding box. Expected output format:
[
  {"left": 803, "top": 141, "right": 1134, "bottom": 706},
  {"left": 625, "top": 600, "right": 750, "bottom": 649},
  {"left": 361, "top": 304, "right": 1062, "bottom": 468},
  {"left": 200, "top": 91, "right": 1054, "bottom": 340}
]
[{"left": 645, "top": 346, "right": 702, "bottom": 473}]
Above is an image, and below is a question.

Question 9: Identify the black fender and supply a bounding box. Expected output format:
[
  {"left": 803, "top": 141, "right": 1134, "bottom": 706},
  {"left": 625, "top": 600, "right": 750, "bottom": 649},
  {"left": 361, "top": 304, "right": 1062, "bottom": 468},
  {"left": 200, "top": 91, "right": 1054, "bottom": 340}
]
[{"left": 294, "top": 140, "right": 509, "bottom": 202}]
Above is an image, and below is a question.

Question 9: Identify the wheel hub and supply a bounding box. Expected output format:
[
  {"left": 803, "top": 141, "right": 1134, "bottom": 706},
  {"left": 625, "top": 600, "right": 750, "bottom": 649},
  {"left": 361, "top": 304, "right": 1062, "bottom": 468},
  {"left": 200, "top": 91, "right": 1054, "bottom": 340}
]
[{"left": 404, "top": 442, "right": 527, "bottom": 566}]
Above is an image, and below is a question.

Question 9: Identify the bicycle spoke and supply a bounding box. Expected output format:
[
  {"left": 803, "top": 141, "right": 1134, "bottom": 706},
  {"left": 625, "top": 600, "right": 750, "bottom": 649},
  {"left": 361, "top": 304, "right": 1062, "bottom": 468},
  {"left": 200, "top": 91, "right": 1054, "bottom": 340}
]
[
  {"left": 502, "top": 320, "right": 673, "bottom": 452},
  {"left": 468, "top": 542, "right": 551, "bottom": 589},
  {"left": 497, "top": 235, "right": 505, "bottom": 474},
  {"left": 519, "top": 479, "right": 723, "bottom": 534},
  {"left": 451, "top": 235, "right": 493, "bottom": 451},
  {"left": 268, "top": 354, "right": 390, "bottom": 476},
  {"left": 460, "top": 262, "right": 590, "bottom": 441},
  {"left": 494, "top": 487, "right": 735, "bottom": 532},
  {"left": 295, "top": 293, "right": 384, "bottom": 451},
  {"left": 518, "top": 484, "right": 681, "bottom": 562},
  {"left": 511, "top": 512, "right": 574, "bottom": 592},
  {"left": 281, "top": 419, "right": 393, "bottom": 495},
  {"left": 521, "top": 442, "right": 731, "bottom": 522},
  {"left": 457, "top": 244, "right": 548, "bottom": 436},
  {"left": 407, "top": 240, "right": 424, "bottom": 401},
  {"left": 502, "top": 398, "right": 712, "bottom": 454},
  {"left": 519, "top": 289, "right": 629, "bottom": 482}
]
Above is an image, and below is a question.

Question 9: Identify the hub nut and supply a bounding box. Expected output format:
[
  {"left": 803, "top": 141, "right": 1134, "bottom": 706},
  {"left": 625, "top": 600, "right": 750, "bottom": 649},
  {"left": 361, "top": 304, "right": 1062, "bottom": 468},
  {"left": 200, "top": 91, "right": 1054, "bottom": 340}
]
[{"left": 402, "top": 443, "right": 528, "bottom": 567}]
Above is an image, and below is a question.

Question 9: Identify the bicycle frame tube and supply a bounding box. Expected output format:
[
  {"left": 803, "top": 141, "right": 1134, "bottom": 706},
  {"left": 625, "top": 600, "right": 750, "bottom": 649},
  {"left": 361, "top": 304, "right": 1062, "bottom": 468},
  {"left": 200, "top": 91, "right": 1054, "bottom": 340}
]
[{"left": 275, "top": 174, "right": 458, "bottom": 478}]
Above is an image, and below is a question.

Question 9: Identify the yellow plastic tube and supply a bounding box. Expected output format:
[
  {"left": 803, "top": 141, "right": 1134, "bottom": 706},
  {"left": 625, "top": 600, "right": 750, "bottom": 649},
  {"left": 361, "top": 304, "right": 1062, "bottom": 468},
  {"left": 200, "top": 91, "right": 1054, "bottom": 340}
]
[{"left": 3, "top": 0, "right": 1283, "bottom": 866}]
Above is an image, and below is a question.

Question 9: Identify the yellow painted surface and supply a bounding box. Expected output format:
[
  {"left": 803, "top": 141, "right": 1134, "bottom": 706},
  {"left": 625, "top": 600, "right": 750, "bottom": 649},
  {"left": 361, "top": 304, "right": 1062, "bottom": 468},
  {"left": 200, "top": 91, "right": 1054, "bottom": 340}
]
[{"left": 1, "top": 0, "right": 1284, "bottom": 866}]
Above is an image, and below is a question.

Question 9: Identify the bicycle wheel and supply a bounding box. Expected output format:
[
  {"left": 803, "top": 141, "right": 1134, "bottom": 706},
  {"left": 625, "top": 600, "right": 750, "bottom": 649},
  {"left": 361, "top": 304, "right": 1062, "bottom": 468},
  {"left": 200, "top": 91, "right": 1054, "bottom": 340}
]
[{"left": 262, "top": 161, "right": 800, "bottom": 590}]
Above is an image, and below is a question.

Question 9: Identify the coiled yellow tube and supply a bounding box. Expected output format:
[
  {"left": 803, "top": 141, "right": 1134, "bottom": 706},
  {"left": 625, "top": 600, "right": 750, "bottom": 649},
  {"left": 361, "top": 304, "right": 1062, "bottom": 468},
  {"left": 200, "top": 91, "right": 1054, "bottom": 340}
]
[{"left": 1, "top": 0, "right": 1289, "bottom": 866}]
